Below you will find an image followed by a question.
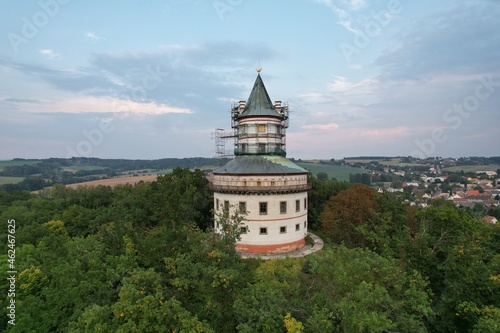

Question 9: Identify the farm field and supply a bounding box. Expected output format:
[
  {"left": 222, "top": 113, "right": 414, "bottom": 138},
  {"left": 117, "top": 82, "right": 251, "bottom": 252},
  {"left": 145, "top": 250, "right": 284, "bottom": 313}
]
[
  {"left": 344, "top": 158, "right": 423, "bottom": 167},
  {"left": 297, "top": 162, "right": 367, "bottom": 181},
  {"left": 0, "top": 159, "right": 41, "bottom": 170},
  {"left": 122, "top": 168, "right": 173, "bottom": 175},
  {"left": 0, "top": 176, "right": 25, "bottom": 185},
  {"left": 121, "top": 165, "right": 217, "bottom": 175},
  {"left": 62, "top": 165, "right": 109, "bottom": 172},
  {"left": 377, "top": 160, "right": 425, "bottom": 167},
  {"left": 343, "top": 158, "right": 393, "bottom": 163},
  {"left": 442, "top": 164, "right": 500, "bottom": 172},
  {"left": 65, "top": 174, "right": 159, "bottom": 188}
]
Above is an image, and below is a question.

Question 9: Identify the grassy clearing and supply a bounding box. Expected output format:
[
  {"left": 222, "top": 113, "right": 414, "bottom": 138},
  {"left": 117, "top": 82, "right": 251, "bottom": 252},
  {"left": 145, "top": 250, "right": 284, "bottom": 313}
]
[
  {"left": 0, "top": 176, "right": 25, "bottom": 185},
  {"left": 297, "top": 163, "right": 367, "bottom": 182}
]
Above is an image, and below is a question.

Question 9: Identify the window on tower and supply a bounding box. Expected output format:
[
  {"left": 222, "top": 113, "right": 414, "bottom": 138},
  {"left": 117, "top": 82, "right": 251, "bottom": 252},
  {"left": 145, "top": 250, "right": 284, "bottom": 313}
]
[
  {"left": 296, "top": 199, "right": 300, "bottom": 212},
  {"left": 280, "top": 201, "right": 287, "bottom": 214},
  {"left": 260, "top": 227, "right": 268, "bottom": 235},
  {"left": 223, "top": 200, "right": 229, "bottom": 217},
  {"left": 239, "top": 201, "right": 246, "bottom": 214},
  {"left": 259, "top": 202, "right": 268, "bottom": 215},
  {"left": 258, "top": 124, "right": 266, "bottom": 132},
  {"left": 280, "top": 226, "right": 287, "bottom": 234},
  {"left": 296, "top": 223, "right": 300, "bottom": 231}
]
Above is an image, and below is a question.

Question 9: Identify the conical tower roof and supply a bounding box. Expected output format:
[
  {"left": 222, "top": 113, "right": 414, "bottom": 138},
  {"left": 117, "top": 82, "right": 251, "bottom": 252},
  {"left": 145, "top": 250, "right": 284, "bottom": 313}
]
[{"left": 239, "top": 74, "right": 281, "bottom": 118}]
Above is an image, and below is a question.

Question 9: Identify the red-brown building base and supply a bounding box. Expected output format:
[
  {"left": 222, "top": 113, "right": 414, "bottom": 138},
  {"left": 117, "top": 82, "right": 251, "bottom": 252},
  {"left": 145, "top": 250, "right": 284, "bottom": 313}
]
[{"left": 236, "top": 238, "right": 305, "bottom": 254}]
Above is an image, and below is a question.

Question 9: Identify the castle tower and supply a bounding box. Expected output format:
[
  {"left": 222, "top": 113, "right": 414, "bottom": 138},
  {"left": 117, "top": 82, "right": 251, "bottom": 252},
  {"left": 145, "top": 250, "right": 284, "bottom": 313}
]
[{"left": 211, "top": 71, "right": 311, "bottom": 254}]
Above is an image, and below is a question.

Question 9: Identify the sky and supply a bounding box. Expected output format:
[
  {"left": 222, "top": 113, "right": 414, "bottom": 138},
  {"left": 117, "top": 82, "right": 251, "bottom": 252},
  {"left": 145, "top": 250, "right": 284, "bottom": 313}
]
[{"left": 0, "top": 0, "right": 499, "bottom": 160}]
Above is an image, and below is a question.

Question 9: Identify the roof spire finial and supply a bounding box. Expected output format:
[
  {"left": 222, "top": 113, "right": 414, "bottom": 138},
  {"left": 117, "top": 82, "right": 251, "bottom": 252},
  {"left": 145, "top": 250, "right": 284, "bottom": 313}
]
[{"left": 256, "top": 60, "right": 262, "bottom": 73}]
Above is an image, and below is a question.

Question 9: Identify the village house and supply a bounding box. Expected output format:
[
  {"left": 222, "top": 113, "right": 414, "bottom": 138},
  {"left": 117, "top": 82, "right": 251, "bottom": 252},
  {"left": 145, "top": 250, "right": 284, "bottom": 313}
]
[{"left": 483, "top": 215, "right": 498, "bottom": 224}]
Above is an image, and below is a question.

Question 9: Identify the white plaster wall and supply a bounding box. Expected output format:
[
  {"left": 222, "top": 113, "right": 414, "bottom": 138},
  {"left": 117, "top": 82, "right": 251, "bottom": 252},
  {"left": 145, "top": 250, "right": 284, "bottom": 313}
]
[{"left": 214, "top": 191, "right": 308, "bottom": 246}]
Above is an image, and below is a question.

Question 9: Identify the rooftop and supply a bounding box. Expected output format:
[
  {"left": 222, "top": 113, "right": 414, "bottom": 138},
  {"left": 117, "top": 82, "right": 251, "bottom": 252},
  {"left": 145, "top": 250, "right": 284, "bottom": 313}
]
[
  {"left": 213, "top": 155, "right": 308, "bottom": 175},
  {"left": 239, "top": 73, "right": 281, "bottom": 118}
]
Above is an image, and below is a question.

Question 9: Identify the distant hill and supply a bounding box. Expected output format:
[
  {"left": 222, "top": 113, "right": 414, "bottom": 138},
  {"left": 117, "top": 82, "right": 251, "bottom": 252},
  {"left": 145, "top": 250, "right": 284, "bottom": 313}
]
[
  {"left": 297, "top": 162, "right": 367, "bottom": 182},
  {"left": 344, "top": 156, "right": 394, "bottom": 160},
  {"left": 0, "top": 157, "right": 227, "bottom": 192}
]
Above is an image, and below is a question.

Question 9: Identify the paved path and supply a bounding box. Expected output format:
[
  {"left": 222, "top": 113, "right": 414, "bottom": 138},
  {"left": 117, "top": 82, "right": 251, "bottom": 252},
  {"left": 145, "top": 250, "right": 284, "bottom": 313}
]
[{"left": 238, "top": 232, "right": 324, "bottom": 260}]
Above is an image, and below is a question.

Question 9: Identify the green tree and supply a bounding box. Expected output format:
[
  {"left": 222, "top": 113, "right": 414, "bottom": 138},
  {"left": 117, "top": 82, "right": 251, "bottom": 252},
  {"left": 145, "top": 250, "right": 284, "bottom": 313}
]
[
  {"left": 73, "top": 269, "right": 214, "bottom": 332},
  {"left": 306, "top": 174, "right": 350, "bottom": 230},
  {"left": 405, "top": 203, "right": 500, "bottom": 332},
  {"left": 473, "top": 185, "right": 485, "bottom": 193},
  {"left": 149, "top": 168, "right": 212, "bottom": 230},
  {"left": 284, "top": 313, "right": 304, "bottom": 333},
  {"left": 316, "top": 172, "right": 328, "bottom": 180},
  {"left": 234, "top": 259, "right": 302, "bottom": 333},
  {"left": 302, "top": 246, "right": 432, "bottom": 332},
  {"left": 163, "top": 215, "right": 247, "bottom": 332}
]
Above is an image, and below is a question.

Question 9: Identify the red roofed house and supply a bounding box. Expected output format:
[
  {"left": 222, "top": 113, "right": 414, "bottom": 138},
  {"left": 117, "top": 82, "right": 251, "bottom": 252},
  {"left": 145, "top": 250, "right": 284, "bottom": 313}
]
[
  {"left": 483, "top": 215, "right": 498, "bottom": 224},
  {"left": 466, "top": 189, "right": 480, "bottom": 197}
]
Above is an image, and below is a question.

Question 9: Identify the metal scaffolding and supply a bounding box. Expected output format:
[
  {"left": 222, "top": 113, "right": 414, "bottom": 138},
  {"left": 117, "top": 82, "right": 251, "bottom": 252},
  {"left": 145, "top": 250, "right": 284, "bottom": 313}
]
[{"left": 211, "top": 128, "right": 235, "bottom": 159}]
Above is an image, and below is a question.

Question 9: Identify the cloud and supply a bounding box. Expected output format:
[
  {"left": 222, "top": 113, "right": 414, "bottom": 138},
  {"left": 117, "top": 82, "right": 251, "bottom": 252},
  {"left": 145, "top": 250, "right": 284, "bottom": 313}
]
[
  {"left": 300, "top": 76, "right": 380, "bottom": 106},
  {"left": 344, "top": 0, "right": 366, "bottom": 10},
  {"left": 310, "top": 0, "right": 366, "bottom": 35},
  {"left": 1, "top": 98, "right": 40, "bottom": 103},
  {"left": 302, "top": 122, "right": 340, "bottom": 130},
  {"left": 288, "top": 124, "right": 415, "bottom": 159},
  {"left": 85, "top": 32, "right": 107, "bottom": 41},
  {"left": 40, "top": 49, "right": 60, "bottom": 59},
  {"left": 0, "top": 57, "right": 113, "bottom": 93},
  {"left": 375, "top": 3, "right": 500, "bottom": 81},
  {"left": 295, "top": 2, "right": 500, "bottom": 155},
  {"left": 0, "top": 41, "right": 279, "bottom": 125},
  {"left": 355, "top": 126, "right": 411, "bottom": 140},
  {"left": 8, "top": 96, "right": 192, "bottom": 115}
]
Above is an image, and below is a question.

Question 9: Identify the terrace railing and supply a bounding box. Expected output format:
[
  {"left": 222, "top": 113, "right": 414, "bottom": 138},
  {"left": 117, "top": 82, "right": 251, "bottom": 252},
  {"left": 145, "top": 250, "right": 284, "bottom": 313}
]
[{"left": 210, "top": 183, "right": 311, "bottom": 193}]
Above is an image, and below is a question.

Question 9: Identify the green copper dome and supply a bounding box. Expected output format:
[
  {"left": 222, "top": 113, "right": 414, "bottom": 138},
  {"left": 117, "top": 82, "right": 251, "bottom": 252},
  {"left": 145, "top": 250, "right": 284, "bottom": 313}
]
[
  {"left": 213, "top": 155, "right": 308, "bottom": 175},
  {"left": 239, "top": 74, "right": 281, "bottom": 118}
]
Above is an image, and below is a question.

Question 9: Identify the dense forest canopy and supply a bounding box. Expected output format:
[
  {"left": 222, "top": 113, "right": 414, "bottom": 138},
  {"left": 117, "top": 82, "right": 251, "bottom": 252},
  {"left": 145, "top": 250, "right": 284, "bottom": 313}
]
[{"left": 0, "top": 168, "right": 499, "bottom": 332}]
